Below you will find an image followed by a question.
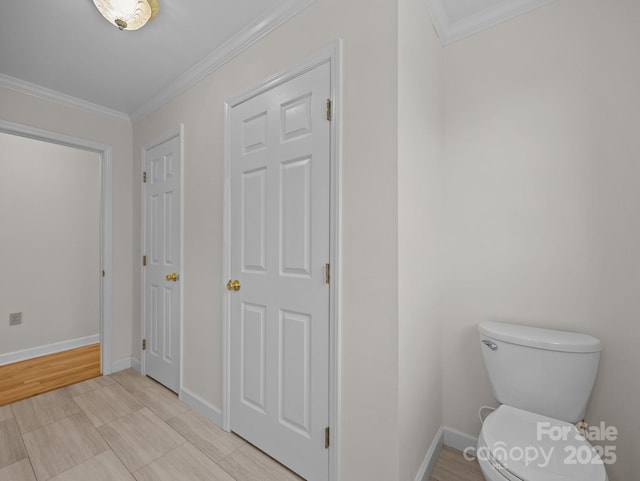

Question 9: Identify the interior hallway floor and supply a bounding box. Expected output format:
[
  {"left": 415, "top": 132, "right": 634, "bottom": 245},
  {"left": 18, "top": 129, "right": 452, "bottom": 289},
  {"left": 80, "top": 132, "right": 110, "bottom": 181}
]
[
  {"left": 0, "top": 368, "right": 483, "bottom": 481},
  {"left": 430, "top": 446, "right": 484, "bottom": 481}
]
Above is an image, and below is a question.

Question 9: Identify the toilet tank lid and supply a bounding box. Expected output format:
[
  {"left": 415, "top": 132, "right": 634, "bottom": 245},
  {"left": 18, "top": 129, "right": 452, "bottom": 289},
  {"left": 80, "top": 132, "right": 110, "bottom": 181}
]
[{"left": 478, "top": 321, "right": 602, "bottom": 353}]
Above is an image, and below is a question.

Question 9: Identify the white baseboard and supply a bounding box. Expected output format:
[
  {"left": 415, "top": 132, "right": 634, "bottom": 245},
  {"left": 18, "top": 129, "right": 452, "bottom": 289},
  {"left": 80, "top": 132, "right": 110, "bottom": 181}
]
[
  {"left": 0, "top": 334, "right": 100, "bottom": 366},
  {"left": 443, "top": 426, "right": 478, "bottom": 457},
  {"left": 415, "top": 426, "right": 444, "bottom": 481},
  {"left": 111, "top": 357, "right": 135, "bottom": 373},
  {"left": 131, "top": 358, "right": 141, "bottom": 372},
  {"left": 179, "top": 387, "right": 223, "bottom": 427}
]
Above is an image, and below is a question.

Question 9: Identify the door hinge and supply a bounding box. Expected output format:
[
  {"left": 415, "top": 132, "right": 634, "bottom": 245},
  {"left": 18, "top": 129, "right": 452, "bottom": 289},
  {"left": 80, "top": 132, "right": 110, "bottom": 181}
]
[
  {"left": 143, "top": 171, "right": 147, "bottom": 183},
  {"left": 143, "top": 255, "right": 147, "bottom": 267},
  {"left": 142, "top": 339, "right": 146, "bottom": 351},
  {"left": 326, "top": 99, "right": 332, "bottom": 121},
  {"left": 325, "top": 263, "right": 330, "bottom": 285},
  {"left": 325, "top": 426, "right": 330, "bottom": 449},
  {"left": 102, "top": 270, "right": 105, "bottom": 278}
]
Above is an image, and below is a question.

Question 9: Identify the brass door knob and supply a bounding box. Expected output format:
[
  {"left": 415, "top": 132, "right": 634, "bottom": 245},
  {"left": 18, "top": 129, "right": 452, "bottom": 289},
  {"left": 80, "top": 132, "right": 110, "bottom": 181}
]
[
  {"left": 227, "top": 280, "right": 241, "bottom": 291},
  {"left": 166, "top": 273, "right": 178, "bottom": 282}
]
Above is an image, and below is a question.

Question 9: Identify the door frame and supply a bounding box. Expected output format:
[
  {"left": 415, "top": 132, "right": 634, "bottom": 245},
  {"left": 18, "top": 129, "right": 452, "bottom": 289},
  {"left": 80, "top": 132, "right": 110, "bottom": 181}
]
[
  {"left": 222, "top": 40, "right": 343, "bottom": 481},
  {"left": 0, "top": 118, "right": 113, "bottom": 374},
  {"left": 140, "top": 125, "right": 185, "bottom": 391}
]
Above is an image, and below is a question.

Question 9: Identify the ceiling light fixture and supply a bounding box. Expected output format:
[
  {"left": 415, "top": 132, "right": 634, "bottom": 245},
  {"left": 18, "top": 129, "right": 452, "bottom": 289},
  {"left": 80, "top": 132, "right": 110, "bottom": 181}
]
[{"left": 92, "top": 0, "right": 159, "bottom": 31}]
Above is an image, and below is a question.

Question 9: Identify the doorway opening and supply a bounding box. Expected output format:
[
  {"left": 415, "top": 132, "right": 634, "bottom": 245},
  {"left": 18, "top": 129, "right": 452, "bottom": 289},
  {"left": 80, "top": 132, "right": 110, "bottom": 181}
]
[{"left": 0, "top": 119, "right": 113, "bottom": 390}]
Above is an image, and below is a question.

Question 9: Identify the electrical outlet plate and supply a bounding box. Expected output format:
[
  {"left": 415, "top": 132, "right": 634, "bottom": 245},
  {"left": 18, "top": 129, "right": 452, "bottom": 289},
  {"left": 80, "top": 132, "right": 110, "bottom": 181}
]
[{"left": 9, "top": 312, "right": 22, "bottom": 326}]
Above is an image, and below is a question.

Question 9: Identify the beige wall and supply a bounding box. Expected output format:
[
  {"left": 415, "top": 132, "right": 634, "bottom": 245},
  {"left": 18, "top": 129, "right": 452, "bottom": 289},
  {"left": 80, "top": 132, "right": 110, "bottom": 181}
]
[
  {"left": 132, "top": 0, "right": 400, "bottom": 479},
  {"left": 0, "top": 133, "right": 100, "bottom": 354},
  {"left": 398, "top": 0, "right": 444, "bottom": 479},
  {"left": 0, "top": 86, "right": 135, "bottom": 365},
  {"left": 441, "top": 0, "right": 640, "bottom": 479}
]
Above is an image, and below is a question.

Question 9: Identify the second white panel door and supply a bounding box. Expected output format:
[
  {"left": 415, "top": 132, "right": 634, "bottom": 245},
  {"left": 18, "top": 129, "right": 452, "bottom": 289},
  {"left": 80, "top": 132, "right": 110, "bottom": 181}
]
[{"left": 144, "top": 134, "right": 181, "bottom": 393}]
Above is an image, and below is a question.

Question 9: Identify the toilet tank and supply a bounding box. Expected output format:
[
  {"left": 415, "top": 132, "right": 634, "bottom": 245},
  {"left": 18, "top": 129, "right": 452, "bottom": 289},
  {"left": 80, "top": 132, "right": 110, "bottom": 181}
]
[{"left": 479, "top": 321, "right": 601, "bottom": 423}]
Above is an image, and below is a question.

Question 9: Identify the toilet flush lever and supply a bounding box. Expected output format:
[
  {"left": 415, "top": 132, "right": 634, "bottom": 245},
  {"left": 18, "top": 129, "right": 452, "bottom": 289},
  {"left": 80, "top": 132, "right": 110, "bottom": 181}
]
[{"left": 482, "top": 340, "right": 498, "bottom": 351}]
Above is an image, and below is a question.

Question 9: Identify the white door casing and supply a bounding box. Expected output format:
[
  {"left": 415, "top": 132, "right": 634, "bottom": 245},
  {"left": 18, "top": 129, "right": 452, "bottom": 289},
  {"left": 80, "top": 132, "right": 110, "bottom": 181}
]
[
  {"left": 143, "top": 134, "right": 181, "bottom": 393},
  {"left": 228, "top": 61, "right": 332, "bottom": 481}
]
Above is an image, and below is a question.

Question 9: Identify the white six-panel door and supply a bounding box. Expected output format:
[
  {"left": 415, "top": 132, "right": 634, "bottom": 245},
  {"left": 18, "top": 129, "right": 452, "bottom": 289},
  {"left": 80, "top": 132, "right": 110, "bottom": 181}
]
[
  {"left": 143, "top": 135, "right": 181, "bottom": 393},
  {"left": 229, "top": 62, "right": 331, "bottom": 481}
]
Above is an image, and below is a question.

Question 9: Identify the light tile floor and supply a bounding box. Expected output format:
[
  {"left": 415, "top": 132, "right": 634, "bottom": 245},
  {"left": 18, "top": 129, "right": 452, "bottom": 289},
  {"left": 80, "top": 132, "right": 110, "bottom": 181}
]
[
  {"left": 0, "top": 369, "right": 303, "bottom": 481},
  {"left": 430, "top": 446, "right": 485, "bottom": 481},
  {"left": 0, "top": 368, "right": 484, "bottom": 481}
]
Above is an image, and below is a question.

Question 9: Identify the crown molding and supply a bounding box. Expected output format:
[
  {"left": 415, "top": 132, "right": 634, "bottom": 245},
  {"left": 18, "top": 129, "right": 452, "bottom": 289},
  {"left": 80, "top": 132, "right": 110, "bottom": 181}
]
[
  {"left": 130, "top": 0, "right": 316, "bottom": 123},
  {"left": 0, "top": 73, "right": 131, "bottom": 124},
  {"left": 425, "top": 0, "right": 555, "bottom": 46}
]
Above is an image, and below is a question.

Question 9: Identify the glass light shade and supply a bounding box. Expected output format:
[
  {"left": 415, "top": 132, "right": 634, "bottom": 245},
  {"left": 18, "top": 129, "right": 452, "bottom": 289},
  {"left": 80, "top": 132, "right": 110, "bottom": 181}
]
[{"left": 92, "top": 0, "right": 159, "bottom": 31}]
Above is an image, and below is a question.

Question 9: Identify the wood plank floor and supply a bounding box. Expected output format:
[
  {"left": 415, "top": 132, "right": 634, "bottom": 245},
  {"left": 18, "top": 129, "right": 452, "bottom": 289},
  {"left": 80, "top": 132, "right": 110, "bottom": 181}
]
[{"left": 0, "top": 344, "right": 101, "bottom": 406}]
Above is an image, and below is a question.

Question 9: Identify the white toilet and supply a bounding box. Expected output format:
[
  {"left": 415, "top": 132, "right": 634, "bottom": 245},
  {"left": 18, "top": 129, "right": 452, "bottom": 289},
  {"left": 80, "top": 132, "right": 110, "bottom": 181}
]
[{"left": 477, "top": 321, "right": 608, "bottom": 481}]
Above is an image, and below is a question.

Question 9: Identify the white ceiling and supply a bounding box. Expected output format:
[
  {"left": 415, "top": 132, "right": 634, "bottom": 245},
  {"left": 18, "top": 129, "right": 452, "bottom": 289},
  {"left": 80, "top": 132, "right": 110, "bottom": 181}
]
[
  {"left": 425, "top": 0, "right": 555, "bottom": 45},
  {"left": 0, "top": 0, "right": 556, "bottom": 122},
  {"left": 0, "top": 0, "right": 310, "bottom": 121}
]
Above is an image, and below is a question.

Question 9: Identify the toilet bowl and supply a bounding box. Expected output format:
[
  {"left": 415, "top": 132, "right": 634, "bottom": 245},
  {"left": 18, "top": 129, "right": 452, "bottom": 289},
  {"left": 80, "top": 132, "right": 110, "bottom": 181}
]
[
  {"left": 477, "top": 321, "right": 609, "bottom": 481},
  {"left": 477, "top": 405, "right": 607, "bottom": 481}
]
